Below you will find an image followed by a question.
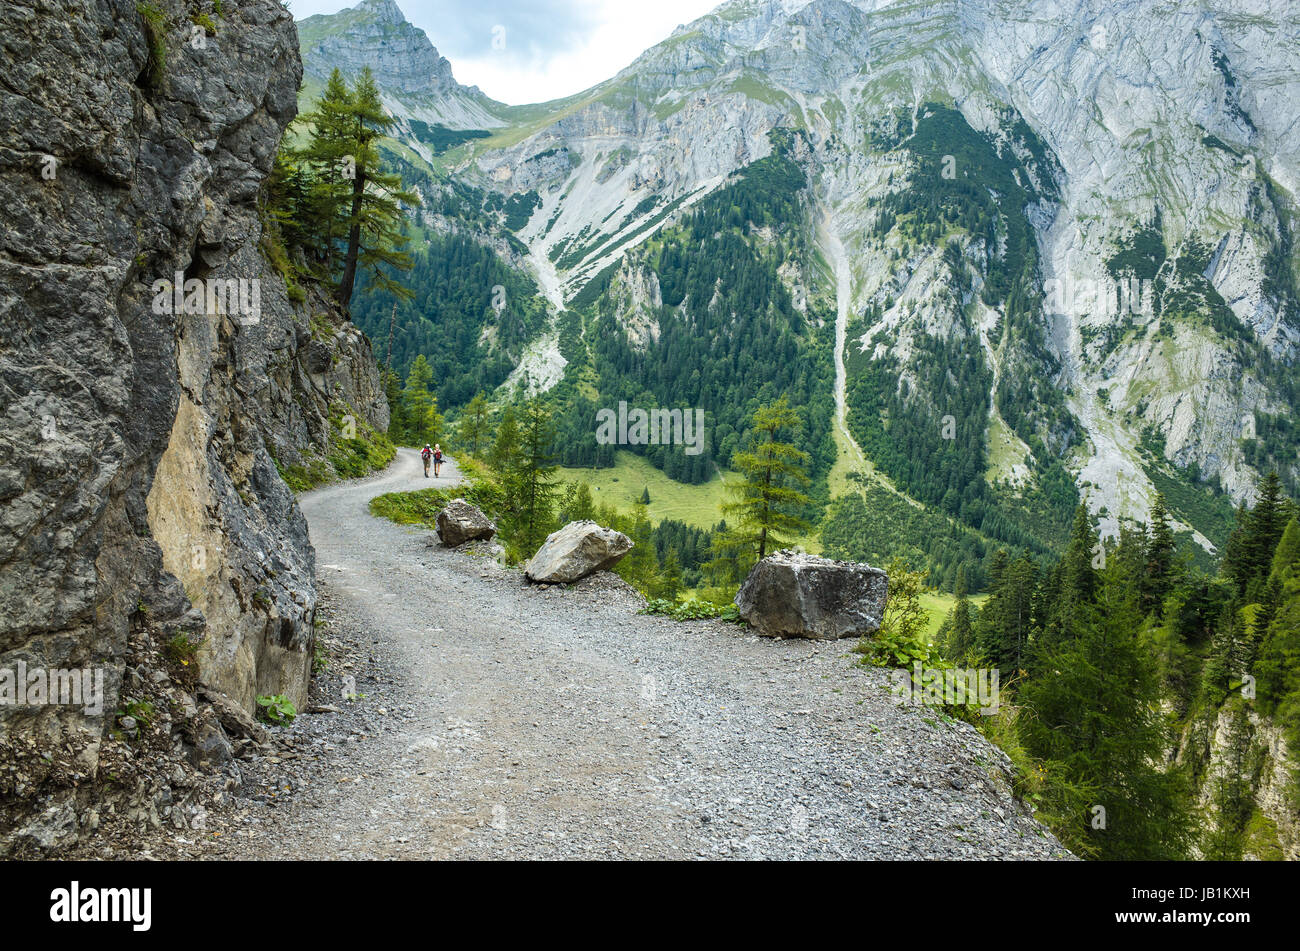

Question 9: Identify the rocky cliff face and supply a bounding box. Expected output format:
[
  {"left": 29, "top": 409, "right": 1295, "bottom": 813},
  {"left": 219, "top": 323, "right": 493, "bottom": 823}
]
[{"left": 0, "top": 0, "right": 387, "bottom": 854}]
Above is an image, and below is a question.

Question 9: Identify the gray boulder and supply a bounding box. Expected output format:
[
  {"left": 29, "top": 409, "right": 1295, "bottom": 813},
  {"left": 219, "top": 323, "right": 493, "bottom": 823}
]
[
  {"left": 525, "top": 521, "right": 633, "bottom": 584},
  {"left": 734, "top": 550, "right": 889, "bottom": 639},
  {"left": 436, "top": 499, "right": 497, "bottom": 547}
]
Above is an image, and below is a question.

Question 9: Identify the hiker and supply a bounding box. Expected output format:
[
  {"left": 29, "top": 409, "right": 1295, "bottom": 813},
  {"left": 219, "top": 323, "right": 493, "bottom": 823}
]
[
  {"left": 433, "top": 444, "right": 443, "bottom": 478},
  {"left": 421, "top": 444, "right": 432, "bottom": 477}
]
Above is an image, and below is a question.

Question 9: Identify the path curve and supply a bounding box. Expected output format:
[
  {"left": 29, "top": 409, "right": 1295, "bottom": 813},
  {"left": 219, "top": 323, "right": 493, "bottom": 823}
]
[{"left": 211, "top": 449, "right": 1066, "bottom": 860}]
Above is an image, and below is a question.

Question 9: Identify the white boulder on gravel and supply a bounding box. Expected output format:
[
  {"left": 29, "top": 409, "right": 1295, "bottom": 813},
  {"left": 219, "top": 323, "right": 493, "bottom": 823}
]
[
  {"left": 435, "top": 499, "right": 497, "bottom": 547},
  {"left": 525, "top": 520, "right": 633, "bottom": 584},
  {"left": 735, "top": 550, "right": 889, "bottom": 639}
]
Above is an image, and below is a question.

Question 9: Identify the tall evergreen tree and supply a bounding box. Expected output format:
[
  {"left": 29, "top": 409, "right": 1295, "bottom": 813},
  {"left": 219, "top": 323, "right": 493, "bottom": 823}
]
[
  {"left": 334, "top": 68, "right": 420, "bottom": 309},
  {"left": 1140, "top": 494, "right": 1176, "bottom": 618},
  {"left": 720, "top": 396, "right": 811, "bottom": 567},
  {"left": 1036, "top": 505, "right": 1100, "bottom": 658},
  {"left": 399, "top": 355, "right": 442, "bottom": 447},
  {"left": 295, "top": 69, "right": 355, "bottom": 278},
  {"left": 940, "top": 565, "right": 976, "bottom": 661},
  {"left": 458, "top": 392, "right": 490, "bottom": 457},
  {"left": 1019, "top": 557, "right": 1195, "bottom": 860},
  {"left": 509, "top": 400, "right": 559, "bottom": 558}
]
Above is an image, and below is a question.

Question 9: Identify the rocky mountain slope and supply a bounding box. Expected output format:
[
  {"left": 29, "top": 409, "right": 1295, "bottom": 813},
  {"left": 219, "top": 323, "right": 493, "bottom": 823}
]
[
  {"left": 297, "top": 0, "right": 508, "bottom": 133},
  {"left": 0, "top": 0, "right": 387, "bottom": 853},
  {"left": 303, "top": 0, "right": 1299, "bottom": 556}
]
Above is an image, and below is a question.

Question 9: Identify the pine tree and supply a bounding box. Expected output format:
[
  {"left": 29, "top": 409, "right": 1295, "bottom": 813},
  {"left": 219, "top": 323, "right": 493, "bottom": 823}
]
[
  {"left": 1203, "top": 697, "right": 1255, "bottom": 859},
  {"left": 560, "top": 482, "right": 595, "bottom": 523},
  {"left": 381, "top": 365, "right": 405, "bottom": 442},
  {"left": 400, "top": 355, "right": 442, "bottom": 447},
  {"left": 976, "top": 555, "right": 1036, "bottom": 672},
  {"left": 333, "top": 68, "right": 420, "bottom": 310},
  {"left": 617, "top": 501, "right": 658, "bottom": 594},
  {"left": 720, "top": 396, "right": 811, "bottom": 567},
  {"left": 1246, "top": 473, "right": 1288, "bottom": 593},
  {"left": 1036, "top": 505, "right": 1100, "bottom": 658},
  {"left": 1141, "top": 494, "right": 1176, "bottom": 618},
  {"left": 295, "top": 69, "right": 355, "bottom": 278},
  {"left": 506, "top": 400, "right": 558, "bottom": 559},
  {"left": 703, "top": 520, "right": 749, "bottom": 593},
  {"left": 1019, "top": 561, "right": 1195, "bottom": 860},
  {"left": 1270, "top": 517, "right": 1300, "bottom": 584},
  {"left": 489, "top": 407, "right": 520, "bottom": 474},
  {"left": 942, "top": 566, "right": 975, "bottom": 660},
  {"left": 458, "top": 392, "right": 490, "bottom": 457},
  {"left": 654, "top": 548, "right": 683, "bottom": 601},
  {"left": 1225, "top": 473, "right": 1288, "bottom": 597}
]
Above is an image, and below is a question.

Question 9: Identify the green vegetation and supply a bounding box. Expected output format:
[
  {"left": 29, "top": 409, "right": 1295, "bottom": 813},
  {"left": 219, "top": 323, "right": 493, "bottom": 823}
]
[
  {"left": 135, "top": 2, "right": 167, "bottom": 89},
  {"left": 556, "top": 129, "right": 835, "bottom": 495},
  {"left": 386, "top": 354, "right": 444, "bottom": 448},
  {"left": 276, "top": 408, "right": 396, "bottom": 492},
  {"left": 849, "top": 104, "right": 1078, "bottom": 557},
  {"left": 555, "top": 452, "right": 739, "bottom": 530},
  {"left": 353, "top": 232, "right": 550, "bottom": 408},
  {"left": 709, "top": 396, "right": 811, "bottom": 583},
  {"left": 371, "top": 398, "right": 719, "bottom": 597},
  {"left": 1136, "top": 428, "right": 1238, "bottom": 551},
  {"left": 641, "top": 598, "right": 740, "bottom": 622},
  {"left": 855, "top": 558, "right": 933, "bottom": 669},
  {"left": 120, "top": 699, "right": 157, "bottom": 731},
  {"left": 369, "top": 480, "right": 502, "bottom": 530},
  {"left": 406, "top": 120, "right": 491, "bottom": 155},
  {"left": 256, "top": 695, "right": 298, "bottom": 725},
  {"left": 912, "top": 475, "right": 1300, "bottom": 858},
  {"left": 262, "top": 67, "right": 418, "bottom": 312}
]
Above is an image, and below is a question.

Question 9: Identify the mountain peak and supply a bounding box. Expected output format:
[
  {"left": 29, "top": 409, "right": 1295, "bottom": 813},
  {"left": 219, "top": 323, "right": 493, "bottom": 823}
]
[
  {"left": 356, "top": 0, "right": 407, "bottom": 26},
  {"left": 297, "top": 0, "right": 505, "bottom": 127}
]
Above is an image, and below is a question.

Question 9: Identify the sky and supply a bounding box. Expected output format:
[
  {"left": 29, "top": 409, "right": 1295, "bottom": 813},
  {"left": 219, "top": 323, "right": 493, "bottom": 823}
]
[{"left": 288, "top": 0, "right": 726, "bottom": 104}]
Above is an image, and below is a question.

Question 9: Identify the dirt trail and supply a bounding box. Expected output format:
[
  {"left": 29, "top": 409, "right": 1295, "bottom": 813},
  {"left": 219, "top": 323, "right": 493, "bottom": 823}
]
[{"left": 207, "top": 449, "right": 1066, "bottom": 859}]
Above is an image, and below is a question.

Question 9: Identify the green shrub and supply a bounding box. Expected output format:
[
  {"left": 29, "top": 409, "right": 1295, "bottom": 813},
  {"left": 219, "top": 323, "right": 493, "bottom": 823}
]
[
  {"left": 165, "top": 632, "right": 202, "bottom": 668},
  {"left": 640, "top": 597, "right": 741, "bottom": 622},
  {"left": 256, "top": 694, "right": 297, "bottom": 725},
  {"left": 135, "top": 2, "right": 167, "bottom": 88}
]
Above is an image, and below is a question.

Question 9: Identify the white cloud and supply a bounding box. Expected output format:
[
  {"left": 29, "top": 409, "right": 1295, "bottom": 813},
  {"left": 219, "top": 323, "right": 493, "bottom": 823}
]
[
  {"left": 451, "top": 0, "right": 721, "bottom": 103},
  {"left": 290, "top": 0, "right": 722, "bottom": 104}
]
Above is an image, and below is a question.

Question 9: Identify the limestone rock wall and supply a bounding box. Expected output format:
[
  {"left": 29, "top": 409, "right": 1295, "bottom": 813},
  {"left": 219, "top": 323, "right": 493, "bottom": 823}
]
[{"left": 0, "top": 0, "right": 386, "bottom": 849}]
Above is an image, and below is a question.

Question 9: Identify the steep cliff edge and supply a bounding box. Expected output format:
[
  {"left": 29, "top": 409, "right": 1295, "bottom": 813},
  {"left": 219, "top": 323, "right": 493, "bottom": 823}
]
[{"left": 0, "top": 0, "right": 387, "bottom": 853}]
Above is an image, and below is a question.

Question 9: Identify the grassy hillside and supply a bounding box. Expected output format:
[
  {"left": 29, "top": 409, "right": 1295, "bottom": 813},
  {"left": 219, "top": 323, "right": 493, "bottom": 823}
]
[{"left": 556, "top": 450, "right": 737, "bottom": 530}]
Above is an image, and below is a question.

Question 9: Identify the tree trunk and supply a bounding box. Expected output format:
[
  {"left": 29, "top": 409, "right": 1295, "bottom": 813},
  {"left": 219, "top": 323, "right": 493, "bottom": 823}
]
[{"left": 336, "top": 170, "right": 366, "bottom": 310}]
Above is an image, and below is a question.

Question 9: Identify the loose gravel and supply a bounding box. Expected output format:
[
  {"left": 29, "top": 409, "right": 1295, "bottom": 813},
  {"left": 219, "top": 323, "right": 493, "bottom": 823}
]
[{"left": 189, "top": 449, "right": 1070, "bottom": 860}]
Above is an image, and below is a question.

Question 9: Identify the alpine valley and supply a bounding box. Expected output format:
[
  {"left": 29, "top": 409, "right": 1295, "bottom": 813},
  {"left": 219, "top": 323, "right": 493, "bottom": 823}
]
[
  {"left": 295, "top": 0, "right": 1300, "bottom": 858},
  {"left": 303, "top": 0, "right": 1298, "bottom": 562}
]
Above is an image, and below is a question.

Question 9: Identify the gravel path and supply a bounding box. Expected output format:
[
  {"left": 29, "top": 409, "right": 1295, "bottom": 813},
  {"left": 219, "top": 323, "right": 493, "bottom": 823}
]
[{"left": 208, "top": 449, "right": 1069, "bottom": 860}]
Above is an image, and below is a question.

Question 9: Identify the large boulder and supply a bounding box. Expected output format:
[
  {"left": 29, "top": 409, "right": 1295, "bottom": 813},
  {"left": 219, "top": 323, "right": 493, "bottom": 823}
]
[
  {"left": 436, "top": 499, "right": 496, "bottom": 547},
  {"left": 734, "top": 550, "right": 889, "bottom": 639},
  {"left": 525, "top": 521, "right": 633, "bottom": 584}
]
